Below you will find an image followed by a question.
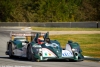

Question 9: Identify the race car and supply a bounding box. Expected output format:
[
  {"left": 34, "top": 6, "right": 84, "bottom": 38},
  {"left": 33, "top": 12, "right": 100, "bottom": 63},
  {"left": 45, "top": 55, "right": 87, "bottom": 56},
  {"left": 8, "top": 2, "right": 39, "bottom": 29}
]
[{"left": 5, "top": 31, "right": 84, "bottom": 62}]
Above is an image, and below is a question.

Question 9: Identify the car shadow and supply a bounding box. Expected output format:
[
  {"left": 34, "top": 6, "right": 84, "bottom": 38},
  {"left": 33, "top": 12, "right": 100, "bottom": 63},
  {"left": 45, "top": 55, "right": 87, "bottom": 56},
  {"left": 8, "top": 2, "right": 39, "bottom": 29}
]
[
  {"left": 0, "top": 56, "right": 28, "bottom": 62},
  {"left": 0, "top": 56, "right": 76, "bottom": 62}
]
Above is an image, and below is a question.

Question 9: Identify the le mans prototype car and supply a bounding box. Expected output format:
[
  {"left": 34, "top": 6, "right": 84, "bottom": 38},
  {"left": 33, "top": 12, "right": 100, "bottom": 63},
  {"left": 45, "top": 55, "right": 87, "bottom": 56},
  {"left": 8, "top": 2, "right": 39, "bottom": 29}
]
[{"left": 5, "top": 31, "right": 84, "bottom": 61}]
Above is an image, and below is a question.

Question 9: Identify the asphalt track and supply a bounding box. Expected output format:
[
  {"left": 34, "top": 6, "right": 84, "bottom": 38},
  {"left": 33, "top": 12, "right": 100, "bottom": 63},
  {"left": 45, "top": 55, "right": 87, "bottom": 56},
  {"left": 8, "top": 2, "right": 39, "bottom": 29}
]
[{"left": 0, "top": 27, "right": 100, "bottom": 67}]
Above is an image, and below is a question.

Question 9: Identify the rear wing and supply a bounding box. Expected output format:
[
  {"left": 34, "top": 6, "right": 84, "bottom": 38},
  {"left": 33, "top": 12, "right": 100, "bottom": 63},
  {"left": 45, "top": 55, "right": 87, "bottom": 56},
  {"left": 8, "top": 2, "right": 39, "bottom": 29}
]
[
  {"left": 10, "top": 31, "right": 37, "bottom": 36},
  {"left": 10, "top": 31, "right": 49, "bottom": 42}
]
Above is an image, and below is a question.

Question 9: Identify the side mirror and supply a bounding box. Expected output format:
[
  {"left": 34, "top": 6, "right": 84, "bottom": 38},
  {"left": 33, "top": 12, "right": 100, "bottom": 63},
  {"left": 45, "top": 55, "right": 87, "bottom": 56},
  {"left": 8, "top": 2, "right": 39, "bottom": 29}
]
[
  {"left": 68, "top": 40, "right": 73, "bottom": 43},
  {"left": 25, "top": 41, "right": 29, "bottom": 43}
]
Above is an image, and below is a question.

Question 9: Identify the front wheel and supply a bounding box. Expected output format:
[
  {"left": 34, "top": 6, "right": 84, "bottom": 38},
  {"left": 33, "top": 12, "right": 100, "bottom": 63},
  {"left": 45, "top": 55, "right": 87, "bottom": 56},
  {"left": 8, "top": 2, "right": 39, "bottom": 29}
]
[{"left": 27, "top": 45, "right": 35, "bottom": 61}]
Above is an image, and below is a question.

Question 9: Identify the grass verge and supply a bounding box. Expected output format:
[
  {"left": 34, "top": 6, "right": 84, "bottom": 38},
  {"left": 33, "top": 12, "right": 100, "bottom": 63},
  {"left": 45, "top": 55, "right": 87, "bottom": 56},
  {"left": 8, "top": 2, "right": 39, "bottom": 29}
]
[{"left": 50, "top": 34, "right": 100, "bottom": 58}]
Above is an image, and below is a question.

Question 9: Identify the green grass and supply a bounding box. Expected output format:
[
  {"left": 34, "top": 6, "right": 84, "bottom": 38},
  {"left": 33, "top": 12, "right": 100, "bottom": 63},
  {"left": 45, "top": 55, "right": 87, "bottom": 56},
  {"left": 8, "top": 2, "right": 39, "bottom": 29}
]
[
  {"left": 32, "top": 27, "right": 100, "bottom": 31},
  {"left": 50, "top": 34, "right": 100, "bottom": 58}
]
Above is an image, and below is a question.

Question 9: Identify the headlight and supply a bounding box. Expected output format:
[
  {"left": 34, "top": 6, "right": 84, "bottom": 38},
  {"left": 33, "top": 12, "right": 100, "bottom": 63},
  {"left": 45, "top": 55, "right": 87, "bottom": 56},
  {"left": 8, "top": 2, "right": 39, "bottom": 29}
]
[
  {"left": 39, "top": 48, "right": 42, "bottom": 56},
  {"left": 39, "top": 48, "right": 42, "bottom": 52},
  {"left": 72, "top": 48, "right": 77, "bottom": 52}
]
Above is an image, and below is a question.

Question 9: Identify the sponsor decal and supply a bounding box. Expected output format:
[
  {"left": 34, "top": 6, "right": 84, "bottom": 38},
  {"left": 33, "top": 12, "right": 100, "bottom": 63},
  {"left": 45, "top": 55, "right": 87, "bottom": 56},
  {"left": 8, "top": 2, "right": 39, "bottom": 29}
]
[
  {"left": 49, "top": 53, "right": 51, "bottom": 56},
  {"left": 45, "top": 53, "right": 47, "bottom": 56},
  {"left": 45, "top": 43, "right": 58, "bottom": 47},
  {"left": 44, "top": 53, "right": 51, "bottom": 56},
  {"left": 42, "top": 48, "right": 56, "bottom": 57},
  {"left": 62, "top": 52, "right": 73, "bottom": 57}
]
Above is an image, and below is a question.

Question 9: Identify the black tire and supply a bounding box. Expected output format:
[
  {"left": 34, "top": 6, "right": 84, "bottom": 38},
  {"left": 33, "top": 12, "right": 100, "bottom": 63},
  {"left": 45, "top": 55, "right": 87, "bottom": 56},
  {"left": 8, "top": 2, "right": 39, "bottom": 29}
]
[
  {"left": 8, "top": 44, "right": 13, "bottom": 58},
  {"left": 27, "top": 45, "right": 35, "bottom": 61}
]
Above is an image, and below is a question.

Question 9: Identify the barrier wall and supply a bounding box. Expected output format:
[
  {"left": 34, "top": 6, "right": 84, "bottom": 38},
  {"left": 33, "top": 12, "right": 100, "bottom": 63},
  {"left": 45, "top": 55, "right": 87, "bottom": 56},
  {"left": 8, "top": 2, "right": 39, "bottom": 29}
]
[{"left": 0, "top": 22, "right": 100, "bottom": 28}]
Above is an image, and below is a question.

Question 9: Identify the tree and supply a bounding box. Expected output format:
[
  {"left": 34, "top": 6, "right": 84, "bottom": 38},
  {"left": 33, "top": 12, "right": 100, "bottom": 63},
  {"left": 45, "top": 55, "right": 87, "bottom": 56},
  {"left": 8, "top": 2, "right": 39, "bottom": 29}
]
[{"left": 0, "top": 0, "right": 14, "bottom": 22}]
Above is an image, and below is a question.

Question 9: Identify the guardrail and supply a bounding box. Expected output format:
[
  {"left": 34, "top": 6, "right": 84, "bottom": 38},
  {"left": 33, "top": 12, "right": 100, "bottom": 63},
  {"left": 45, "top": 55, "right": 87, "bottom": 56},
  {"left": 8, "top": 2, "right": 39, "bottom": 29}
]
[{"left": 0, "top": 22, "right": 100, "bottom": 28}]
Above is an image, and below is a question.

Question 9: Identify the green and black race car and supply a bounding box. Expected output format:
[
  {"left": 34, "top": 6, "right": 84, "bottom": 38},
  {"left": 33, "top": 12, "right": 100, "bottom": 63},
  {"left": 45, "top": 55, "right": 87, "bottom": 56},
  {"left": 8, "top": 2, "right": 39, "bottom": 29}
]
[{"left": 6, "top": 31, "right": 84, "bottom": 62}]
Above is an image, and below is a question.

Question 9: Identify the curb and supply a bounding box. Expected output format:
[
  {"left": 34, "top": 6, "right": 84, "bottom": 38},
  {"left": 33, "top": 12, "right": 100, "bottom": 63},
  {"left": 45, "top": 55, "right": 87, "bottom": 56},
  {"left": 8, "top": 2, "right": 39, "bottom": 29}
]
[{"left": 84, "top": 56, "right": 100, "bottom": 62}]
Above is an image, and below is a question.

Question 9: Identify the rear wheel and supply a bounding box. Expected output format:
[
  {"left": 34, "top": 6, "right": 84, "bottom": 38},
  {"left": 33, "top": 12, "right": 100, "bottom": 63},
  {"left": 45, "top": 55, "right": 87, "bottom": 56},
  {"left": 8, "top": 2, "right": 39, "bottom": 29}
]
[{"left": 8, "top": 44, "right": 13, "bottom": 58}]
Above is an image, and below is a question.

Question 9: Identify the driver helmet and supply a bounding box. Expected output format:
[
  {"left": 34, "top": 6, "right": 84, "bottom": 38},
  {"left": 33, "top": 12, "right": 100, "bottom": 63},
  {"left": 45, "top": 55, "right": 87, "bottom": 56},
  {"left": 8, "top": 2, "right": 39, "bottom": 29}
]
[{"left": 37, "top": 36, "right": 44, "bottom": 44}]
